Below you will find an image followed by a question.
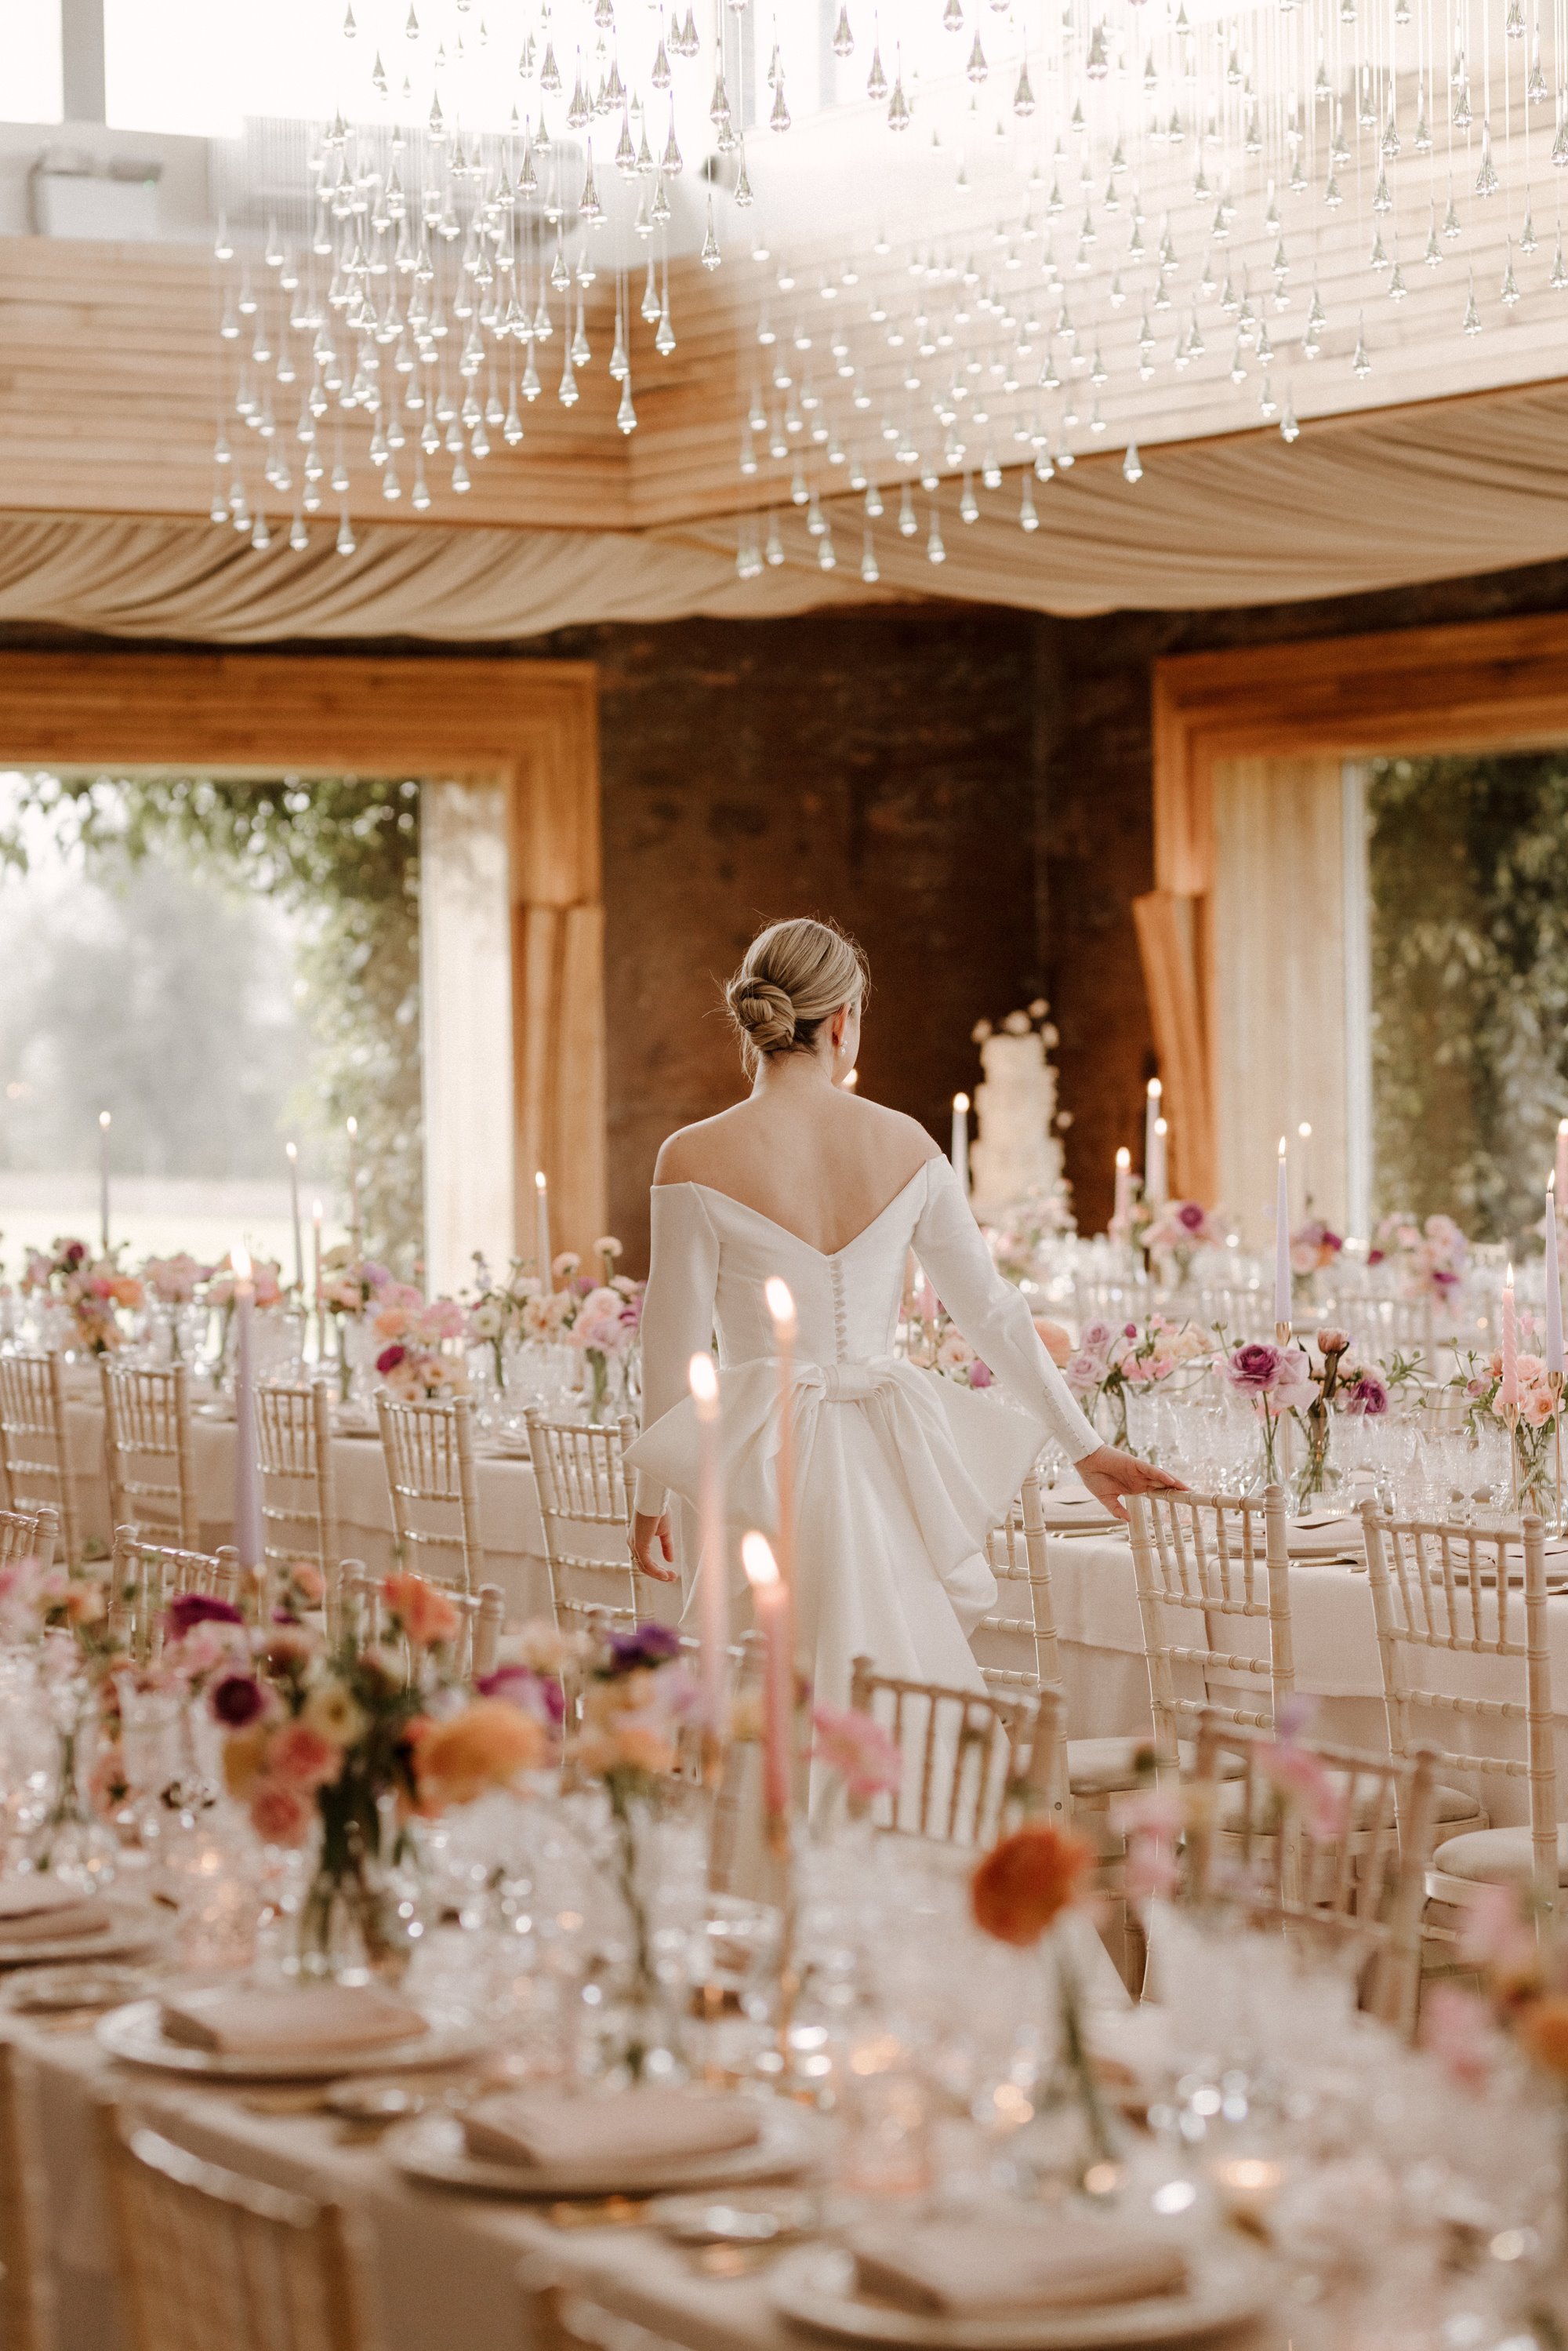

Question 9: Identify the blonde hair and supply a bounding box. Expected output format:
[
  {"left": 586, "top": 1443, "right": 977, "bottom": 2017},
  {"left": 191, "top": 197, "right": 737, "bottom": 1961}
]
[{"left": 724, "top": 918, "right": 869, "bottom": 1068}]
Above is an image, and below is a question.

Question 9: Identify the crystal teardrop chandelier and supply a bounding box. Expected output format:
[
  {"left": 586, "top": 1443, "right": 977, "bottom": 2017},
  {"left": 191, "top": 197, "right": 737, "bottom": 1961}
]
[{"left": 208, "top": 0, "right": 1567, "bottom": 576}]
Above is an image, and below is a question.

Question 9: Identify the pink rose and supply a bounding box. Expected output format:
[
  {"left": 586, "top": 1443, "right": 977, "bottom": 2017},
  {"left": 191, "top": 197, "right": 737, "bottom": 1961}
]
[
  {"left": 967, "top": 1358, "right": 993, "bottom": 1388},
  {"left": 250, "top": 1777, "right": 314, "bottom": 1846},
  {"left": 1225, "top": 1341, "right": 1283, "bottom": 1395},
  {"left": 811, "top": 1702, "right": 902, "bottom": 1802},
  {"left": 267, "top": 1721, "right": 341, "bottom": 1789}
]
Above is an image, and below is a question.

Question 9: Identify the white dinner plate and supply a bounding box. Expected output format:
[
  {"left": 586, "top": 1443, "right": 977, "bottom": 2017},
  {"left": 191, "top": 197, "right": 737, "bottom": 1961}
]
[
  {"left": 96, "top": 1996, "right": 485, "bottom": 2080},
  {"left": 0, "top": 1898, "right": 169, "bottom": 1969},
  {"left": 769, "top": 2244, "right": 1272, "bottom": 2351},
  {"left": 389, "top": 2098, "right": 822, "bottom": 2199}
]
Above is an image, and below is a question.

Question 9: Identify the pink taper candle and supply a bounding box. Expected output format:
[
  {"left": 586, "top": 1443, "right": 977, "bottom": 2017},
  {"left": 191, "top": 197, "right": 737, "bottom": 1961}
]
[
  {"left": 764, "top": 1276, "right": 797, "bottom": 1592},
  {"left": 1556, "top": 1120, "right": 1568, "bottom": 1208},
  {"left": 689, "top": 1351, "right": 728, "bottom": 1734},
  {"left": 1501, "top": 1262, "right": 1519, "bottom": 1417},
  {"left": 742, "top": 1531, "right": 793, "bottom": 1828},
  {"left": 231, "top": 1241, "right": 263, "bottom": 1580},
  {"left": 1545, "top": 1177, "right": 1563, "bottom": 1379},
  {"left": 1273, "top": 1136, "right": 1291, "bottom": 1335}
]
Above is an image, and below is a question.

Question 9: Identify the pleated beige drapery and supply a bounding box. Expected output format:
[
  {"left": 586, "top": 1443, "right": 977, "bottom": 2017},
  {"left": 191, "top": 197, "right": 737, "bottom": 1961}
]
[{"left": 2, "top": 380, "right": 1568, "bottom": 639}]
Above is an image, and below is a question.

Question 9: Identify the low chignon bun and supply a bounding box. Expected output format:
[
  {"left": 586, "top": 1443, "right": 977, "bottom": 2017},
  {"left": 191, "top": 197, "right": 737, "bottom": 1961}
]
[
  {"left": 725, "top": 975, "right": 798, "bottom": 1057},
  {"left": 724, "top": 916, "right": 869, "bottom": 1070}
]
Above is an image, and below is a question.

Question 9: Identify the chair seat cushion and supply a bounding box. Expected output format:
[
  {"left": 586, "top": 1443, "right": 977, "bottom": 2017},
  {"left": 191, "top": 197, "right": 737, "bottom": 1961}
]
[
  {"left": 1065, "top": 1736, "right": 1243, "bottom": 1798},
  {"left": 1431, "top": 1823, "right": 1568, "bottom": 1888}
]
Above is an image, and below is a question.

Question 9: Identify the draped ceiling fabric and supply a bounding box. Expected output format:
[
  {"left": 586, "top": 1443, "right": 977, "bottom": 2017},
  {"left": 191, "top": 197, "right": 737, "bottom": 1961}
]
[{"left": 6, "top": 381, "right": 1568, "bottom": 641}]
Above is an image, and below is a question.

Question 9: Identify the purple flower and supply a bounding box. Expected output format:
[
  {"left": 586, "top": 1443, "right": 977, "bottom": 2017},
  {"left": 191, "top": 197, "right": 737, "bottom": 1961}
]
[
  {"left": 1343, "top": 1372, "right": 1389, "bottom": 1417},
  {"left": 1225, "top": 1341, "right": 1284, "bottom": 1396},
  {"left": 1176, "top": 1201, "right": 1207, "bottom": 1234},
  {"left": 1123, "top": 1321, "right": 1139, "bottom": 1340},
  {"left": 477, "top": 1662, "right": 566, "bottom": 1724},
  {"left": 209, "top": 1670, "right": 265, "bottom": 1727},
  {"left": 968, "top": 1358, "right": 993, "bottom": 1389},
  {"left": 166, "top": 1591, "right": 245, "bottom": 1639},
  {"left": 605, "top": 1622, "right": 683, "bottom": 1675},
  {"left": 376, "top": 1343, "right": 408, "bottom": 1373}
]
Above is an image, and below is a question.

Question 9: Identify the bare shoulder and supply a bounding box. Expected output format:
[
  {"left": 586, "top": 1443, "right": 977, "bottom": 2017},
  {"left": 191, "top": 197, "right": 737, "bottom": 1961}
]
[
  {"left": 652, "top": 1107, "right": 746, "bottom": 1186},
  {"left": 847, "top": 1096, "right": 943, "bottom": 1173}
]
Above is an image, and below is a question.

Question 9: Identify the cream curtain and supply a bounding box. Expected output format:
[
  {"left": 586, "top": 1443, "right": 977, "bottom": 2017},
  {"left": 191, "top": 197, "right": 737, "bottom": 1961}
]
[{"left": 1, "top": 382, "right": 1567, "bottom": 638}]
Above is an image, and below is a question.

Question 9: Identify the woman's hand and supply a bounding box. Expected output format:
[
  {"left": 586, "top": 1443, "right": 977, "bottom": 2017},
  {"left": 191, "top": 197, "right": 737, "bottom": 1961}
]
[
  {"left": 630, "top": 1510, "right": 678, "bottom": 1582},
  {"left": 1074, "top": 1445, "right": 1186, "bottom": 1524}
]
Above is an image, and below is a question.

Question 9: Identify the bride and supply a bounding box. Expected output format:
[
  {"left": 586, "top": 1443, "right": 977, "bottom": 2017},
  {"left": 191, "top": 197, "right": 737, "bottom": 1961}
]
[{"left": 626, "top": 917, "right": 1179, "bottom": 1716}]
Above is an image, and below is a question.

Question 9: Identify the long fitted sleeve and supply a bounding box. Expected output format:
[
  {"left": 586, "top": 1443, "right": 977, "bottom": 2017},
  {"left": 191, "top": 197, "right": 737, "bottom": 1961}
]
[
  {"left": 632, "top": 1184, "right": 720, "bottom": 1517},
  {"left": 912, "top": 1157, "right": 1101, "bottom": 1463}
]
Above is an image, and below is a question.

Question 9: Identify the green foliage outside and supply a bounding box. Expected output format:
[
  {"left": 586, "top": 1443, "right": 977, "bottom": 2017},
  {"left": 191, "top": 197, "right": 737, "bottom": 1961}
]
[
  {"left": 0, "top": 775, "right": 423, "bottom": 1270},
  {"left": 1368, "top": 750, "right": 1568, "bottom": 1245}
]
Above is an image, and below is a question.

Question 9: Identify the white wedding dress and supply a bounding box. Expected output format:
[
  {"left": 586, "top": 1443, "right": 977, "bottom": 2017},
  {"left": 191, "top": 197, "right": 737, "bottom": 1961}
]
[{"left": 626, "top": 1155, "right": 1099, "bottom": 1713}]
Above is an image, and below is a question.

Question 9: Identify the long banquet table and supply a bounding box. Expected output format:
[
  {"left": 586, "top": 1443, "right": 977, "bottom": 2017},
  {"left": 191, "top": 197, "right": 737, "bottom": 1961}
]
[{"left": 13, "top": 1978, "right": 1275, "bottom": 2351}]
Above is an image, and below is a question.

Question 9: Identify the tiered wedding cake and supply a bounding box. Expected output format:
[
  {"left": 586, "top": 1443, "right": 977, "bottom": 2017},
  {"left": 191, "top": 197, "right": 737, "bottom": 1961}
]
[{"left": 968, "top": 1004, "right": 1069, "bottom": 1222}]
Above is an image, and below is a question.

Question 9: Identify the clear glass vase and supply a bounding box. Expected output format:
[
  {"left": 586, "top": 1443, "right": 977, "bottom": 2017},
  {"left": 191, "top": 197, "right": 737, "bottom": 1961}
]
[{"left": 292, "top": 1791, "right": 423, "bottom": 1984}]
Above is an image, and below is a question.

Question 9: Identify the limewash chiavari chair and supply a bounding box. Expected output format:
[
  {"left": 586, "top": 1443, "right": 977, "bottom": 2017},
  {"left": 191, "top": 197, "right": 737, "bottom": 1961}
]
[
  {"left": 257, "top": 1381, "right": 342, "bottom": 1626},
  {"left": 0, "top": 1503, "right": 59, "bottom": 1572},
  {"left": 0, "top": 2040, "right": 54, "bottom": 2351},
  {"left": 107, "top": 1528, "right": 242, "bottom": 1666},
  {"left": 1127, "top": 1484, "right": 1297, "bottom": 1762},
  {"left": 524, "top": 1410, "right": 641, "bottom": 1636},
  {"left": 100, "top": 1360, "right": 199, "bottom": 1550},
  {"left": 375, "top": 1391, "right": 481, "bottom": 1594},
  {"left": 848, "top": 1653, "right": 1058, "bottom": 1848},
  {"left": 1362, "top": 1499, "right": 1561, "bottom": 1913},
  {"left": 96, "top": 2106, "right": 373, "bottom": 2351},
  {"left": 338, "top": 1559, "right": 505, "bottom": 1685},
  {"left": 0, "top": 1351, "right": 82, "bottom": 1566},
  {"left": 1183, "top": 1711, "right": 1440, "bottom": 2035}
]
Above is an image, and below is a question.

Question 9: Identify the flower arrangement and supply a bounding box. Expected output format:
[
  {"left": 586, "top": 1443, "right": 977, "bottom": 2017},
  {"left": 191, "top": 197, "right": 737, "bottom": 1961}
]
[
  {"left": 215, "top": 1571, "right": 559, "bottom": 1977},
  {"left": 566, "top": 1620, "right": 699, "bottom": 2070},
  {"left": 1144, "top": 1199, "right": 1228, "bottom": 1285},
  {"left": 1290, "top": 1216, "right": 1344, "bottom": 1298},
  {"left": 1450, "top": 1316, "right": 1560, "bottom": 1510},
  {"left": 557, "top": 1245, "right": 644, "bottom": 1420},
  {"left": 373, "top": 1289, "right": 470, "bottom": 1402},
  {"left": 1425, "top": 1884, "right": 1568, "bottom": 2100},
  {"left": 984, "top": 1189, "right": 1076, "bottom": 1288},
  {"left": 1065, "top": 1315, "right": 1216, "bottom": 1447},
  {"left": 931, "top": 1329, "right": 995, "bottom": 1390},
  {"left": 1369, "top": 1212, "right": 1469, "bottom": 1309},
  {"left": 205, "top": 1253, "right": 285, "bottom": 1310},
  {"left": 466, "top": 1252, "right": 545, "bottom": 1384},
  {"left": 21, "top": 1237, "right": 145, "bottom": 1356},
  {"left": 970, "top": 1818, "right": 1110, "bottom": 2174},
  {"left": 142, "top": 1252, "right": 210, "bottom": 1306},
  {"left": 811, "top": 1702, "right": 902, "bottom": 1824}
]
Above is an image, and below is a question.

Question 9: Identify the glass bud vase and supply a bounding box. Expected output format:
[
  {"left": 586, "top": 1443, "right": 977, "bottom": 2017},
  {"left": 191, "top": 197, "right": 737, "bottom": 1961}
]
[{"left": 292, "top": 1792, "right": 423, "bottom": 1985}]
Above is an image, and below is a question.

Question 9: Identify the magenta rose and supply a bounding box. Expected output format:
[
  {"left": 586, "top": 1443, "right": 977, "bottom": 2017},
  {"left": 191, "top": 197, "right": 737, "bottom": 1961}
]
[
  {"left": 376, "top": 1343, "right": 408, "bottom": 1373},
  {"left": 209, "top": 1670, "right": 266, "bottom": 1728},
  {"left": 1343, "top": 1372, "right": 1389, "bottom": 1416},
  {"left": 1175, "top": 1201, "right": 1207, "bottom": 1234},
  {"left": 477, "top": 1662, "right": 567, "bottom": 1725},
  {"left": 1225, "top": 1341, "right": 1283, "bottom": 1395},
  {"left": 165, "top": 1591, "right": 244, "bottom": 1639},
  {"left": 968, "top": 1359, "right": 993, "bottom": 1389}
]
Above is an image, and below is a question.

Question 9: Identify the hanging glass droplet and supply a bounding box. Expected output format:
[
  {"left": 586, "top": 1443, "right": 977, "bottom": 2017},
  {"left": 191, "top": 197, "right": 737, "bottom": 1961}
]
[
  {"left": 1352, "top": 315, "right": 1370, "bottom": 374},
  {"left": 926, "top": 504, "right": 946, "bottom": 563},
  {"left": 1462, "top": 275, "right": 1482, "bottom": 333},
  {"left": 866, "top": 39, "right": 887, "bottom": 100},
  {"left": 887, "top": 61, "right": 910, "bottom": 129},
  {"left": 860, "top": 527, "right": 879, "bottom": 582},
  {"left": 898, "top": 482, "right": 917, "bottom": 536},
  {"left": 1122, "top": 438, "right": 1143, "bottom": 481},
  {"left": 966, "top": 31, "right": 987, "bottom": 80},
  {"left": 617, "top": 377, "right": 637, "bottom": 433},
  {"left": 1013, "top": 60, "right": 1035, "bottom": 115},
  {"left": 336, "top": 507, "right": 357, "bottom": 554},
  {"left": 771, "top": 74, "right": 791, "bottom": 129},
  {"left": 864, "top": 480, "right": 884, "bottom": 518},
  {"left": 833, "top": 2, "right": 854, "bottom": 54},
  {"left": 558, "top": 351, "right": 579, "bottom": 405},
  {"left": 1475, "top": 121, "right": 1499, "bottom": 197},
  {"left": 701, "top": 197, "right": 722, "bottom": 269},
  {"left": 735, "top": 145, "right": 753, "bottom": 205},
  {"left": 1501, "top": 241, "right": 1521, "bottom": 303},
  {"left": 1018, "top": 473, "right": 1039, "bottom": 529}
]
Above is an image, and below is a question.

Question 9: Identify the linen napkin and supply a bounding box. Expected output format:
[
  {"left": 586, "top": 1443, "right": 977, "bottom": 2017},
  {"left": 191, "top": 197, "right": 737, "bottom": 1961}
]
[
  {"left": 848, "top": 2220, "right": 1188, "bottom": 2316},
  {"left": 1286, "top": 1515, "right": 1363, "bottom": 1558},
  {"left": 0, "top": 1879, "right": 111, "bottom": 1942},
  {"left": 1040, "top": 1490, "right": 1121, "bottom": 1532},
  {"left": 463, "top": 2085, "right": 762, "bottom": 2170},
  {"left": 159, "top": 1985, "right": 430, "bottom": 2057}
]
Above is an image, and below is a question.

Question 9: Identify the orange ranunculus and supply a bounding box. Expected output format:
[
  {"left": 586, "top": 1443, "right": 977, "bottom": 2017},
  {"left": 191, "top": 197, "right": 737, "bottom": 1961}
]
[
  {"left": 1519, "top": 1995, "right": 1568, "bottom": 2078},
  {"left": 223, "top": 1721, "right": 272, "bottom": 1800},
  {"left": 382, "top": 1572, "right": 460, "bottom": 1648},
  {"left": 414, "top": 1699, "right": 546, "bottom": 1808},
  {"left": 971, "top": 1822, "right": 1094, "bottom": 1947}
]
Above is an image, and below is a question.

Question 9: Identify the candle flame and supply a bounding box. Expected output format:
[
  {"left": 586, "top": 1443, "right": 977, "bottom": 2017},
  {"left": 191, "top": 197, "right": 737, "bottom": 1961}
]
[
  {"left": 98, "top": 1110, "right": 111, "bottom": 1130},
  {"left": 1506, "top": 1261, "right": 1515, "bottom": 1289},
  {"left": 1146, "top": 1077, "right": 1161, "bottom": 1100},
  {"left": 741, "top": 1531, "right": 779, "bottom": 1589},
  {"left": 1552, "top": 1170, "right": 1559, "bottom": 1196},
  {"left": 953, "top": 1092, "right": 969, "bottom": 1114},
  {"left": 1278, "top": 1135, "right": 1288, "bottom": 1159},
  {"left": 312, "top": 1198, "right": 324, "bottom": 1219},
  {"left": 534, "top": 1168, "right": 547, "bottom": 1194},
  {"left": 688, "top": 1352, "right": 720, "bottom": 1408},
  {"left": 1559, "top": 1119, "right": 1568, "bottom": 1139},
  {"left": 285, "top": 1139, "right": 297, "bottom": 1164},
  {"left": 1115, "top": 1146, "right": 1130, "bottom": 1168},
  {"left": 764, "top": 1275, "right": 797, "bottom": 1335},
  {"left": 1298, "top": 1121, "right": 1312, "bottom": 1140},
  {"left": 232, "top": 1241, "right": 252, "bottom": 1282},
  {"left": 346, "top": 1116, "right": 358, "bottom": 1139}
]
